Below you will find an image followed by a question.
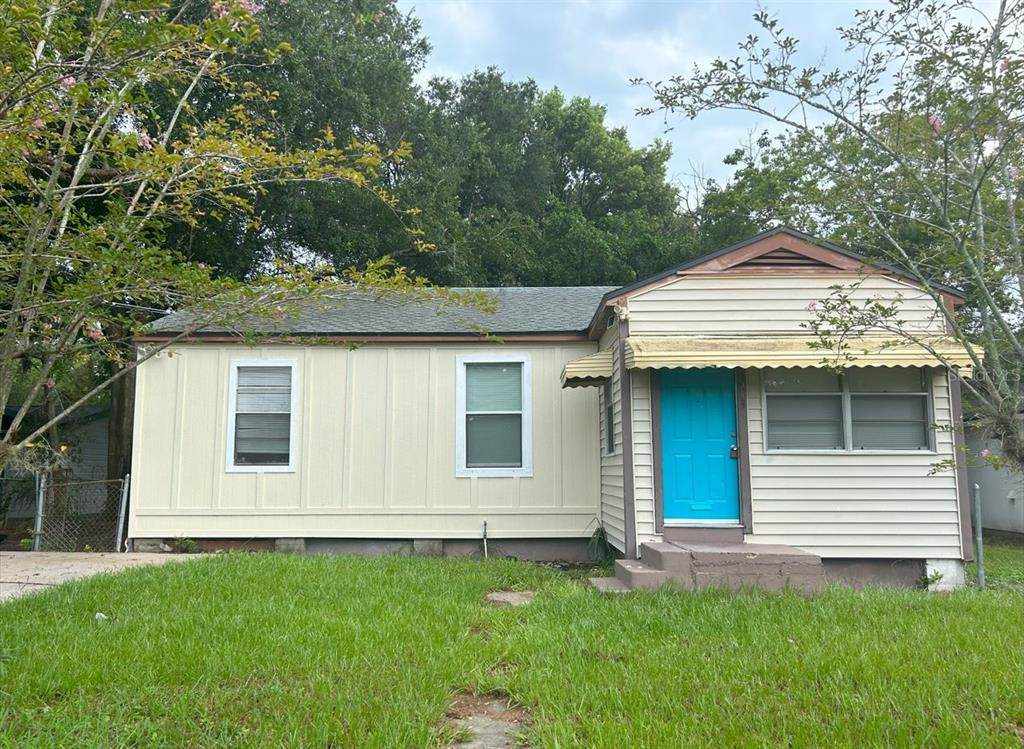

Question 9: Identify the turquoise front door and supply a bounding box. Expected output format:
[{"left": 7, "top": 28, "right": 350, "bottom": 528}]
[{"left": 660, "top": 368, "right": 740, "bottom": 523}]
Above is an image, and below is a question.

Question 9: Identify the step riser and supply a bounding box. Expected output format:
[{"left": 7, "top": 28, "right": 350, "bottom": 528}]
[
  {"left": 664, "top": 526, "right": 744, "bottom": 544},
  {"left": 692, "top": 573, "right": 825, "bottom": 593},
  {"left": 640, "top": 543, "right": 693, "bottom": 575}
]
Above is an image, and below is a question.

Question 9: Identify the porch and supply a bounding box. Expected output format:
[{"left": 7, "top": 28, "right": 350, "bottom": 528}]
[{"left": 564, "top": 332, "right": 976, "bottom": 590}]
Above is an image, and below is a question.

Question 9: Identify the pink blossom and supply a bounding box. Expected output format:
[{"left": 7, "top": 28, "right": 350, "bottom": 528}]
[
  {"left": 1000, "top": 59, "right": 1010, "bottom": 72},
  {"left": 927, "top": 114, "right": 944, "bottom": 135},
  {"left": 138, "top": 131, "right": 153, "bottom": 150},
  {"left": 980, "top": 448, "right": 991, "bottom": 458},
  {"left": 31, "top": 117, "right": 45, "bottom": 129},
  {"left": 59, "top": 75, "right": 76, "bottom": 90},
  {"left": 805, "top": 301, "right": 818, "bottom": 312},
  {"left": 212, "top": 1, "right": 229, "bottom": 17},
  {"left": 198, "top": 262, "right": 207, "bottom": 269},
  {"left": 86, "top": 323, "right": 104, "bottom": 340},
  {"left": 239, "top": 0, "right": 263, "bottom": 13}
]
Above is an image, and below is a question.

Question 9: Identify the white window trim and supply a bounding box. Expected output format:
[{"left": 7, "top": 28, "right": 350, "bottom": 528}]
[
  {"left": 761, "top": 367, "right": 936, "bottom": 454},
  {"left": 226, "top": 359, "right": 299, "bottom": 473},
  {"left": 455, "top": 353, "right": 533, "bottom": 478}
]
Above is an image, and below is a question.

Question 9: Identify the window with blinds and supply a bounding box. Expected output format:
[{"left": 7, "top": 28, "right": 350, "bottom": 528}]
[
  {"left": 765, "top": 367, "right": 931, "bottom": 452},
  {"left": 456, "top": 355, "right": 532, "bottom": 477},
  {"left": 465, "top": 363, "right": 523, "bottom": 468},
  {"left": 231, "top": 364, "right": 294, "bottom": 468}
]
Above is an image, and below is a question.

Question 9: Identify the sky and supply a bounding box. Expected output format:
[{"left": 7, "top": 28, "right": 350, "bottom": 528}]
[{"left": 395, "top": 0, "right": 881, "bottom": 190}]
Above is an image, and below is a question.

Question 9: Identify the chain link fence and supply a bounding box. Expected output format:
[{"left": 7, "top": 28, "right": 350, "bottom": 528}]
[
  {"left": 0, "top": 472, "right": 129, "bottom": 552},
  {"left": 34, "top": 475, "right": 129, "bottom": 552},
  {"left": 0, "top": 475, "right": 38, "bottom": 550}
]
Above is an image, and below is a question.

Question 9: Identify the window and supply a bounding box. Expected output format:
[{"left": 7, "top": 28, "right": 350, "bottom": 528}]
[
  {"left": 456, "top": 354, "right": 532, "bottom": 477},
  {"left": 765, "top": 367, "right": 931, "bottom": 452},
  {"left": 848, "top": 368, "right": 930, "bottom": 450},
  {"left": 227, "top": 361, "right": 296, "bottom": 472},
  {"left": 603, "top": 379, "right": 615, "bottom": 454}
]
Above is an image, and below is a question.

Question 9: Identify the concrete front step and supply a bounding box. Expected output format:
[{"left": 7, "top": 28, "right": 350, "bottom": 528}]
[
  {"left": 614, "top": 559, "right": 670, "bottom": 589},
  {"left": 592, "top": 540, "right": 826, "bottom": 594}
]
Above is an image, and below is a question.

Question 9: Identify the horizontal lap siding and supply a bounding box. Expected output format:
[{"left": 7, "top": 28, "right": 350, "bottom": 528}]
[
  {"left": 599, "top": 323, "right": 626, "bottom": 552},
  {"left": 628, "top": 274, "right": 946, "bottom": 335},
  {"left": 129, "top": 342, "right": 601, "bottom": 540},
  {"left": 746, "top": 368, "right": 963, "bottom": 558},
  {"left": 631, "top": 370, "right": 658, "bottom": 543}
]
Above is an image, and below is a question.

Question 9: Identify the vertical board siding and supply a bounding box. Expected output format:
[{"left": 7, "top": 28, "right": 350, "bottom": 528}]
[
  {"left": 745, "top": 368, "right": 962, "bottom": 558},
  {"left": 598, "top": 322, "right": 626, "bottom": 551},
  {"left": 628, "top": 274, "right": 946, "bottom": 335},
  {"left": 129, "top": 342, "right": 601, "bottom": 540}
]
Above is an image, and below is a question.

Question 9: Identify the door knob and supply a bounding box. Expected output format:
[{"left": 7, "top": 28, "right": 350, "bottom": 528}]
[{"left": 730, "top": 445, "right": 738, "bottom": 459}]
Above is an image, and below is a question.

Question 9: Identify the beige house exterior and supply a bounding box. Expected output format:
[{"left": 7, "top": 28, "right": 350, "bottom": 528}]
[{"left": 130, "top": 229, "right": 978, "bottom": 588}]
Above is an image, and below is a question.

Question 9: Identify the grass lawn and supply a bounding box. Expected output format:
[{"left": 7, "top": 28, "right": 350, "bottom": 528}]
[
  {"left": 969, "top": 535, "right": 1024, "bottom": 591},
  {"left": 1, "top": 554, "right": 1022, "bottom": 748}
]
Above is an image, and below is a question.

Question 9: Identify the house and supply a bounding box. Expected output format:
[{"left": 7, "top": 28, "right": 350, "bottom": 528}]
[
  {"left": 965, "top": 431, "right": 1024, "bottom": 535},
  {"left": 128, "top": 228, "right": 978, "bottom": 590}
]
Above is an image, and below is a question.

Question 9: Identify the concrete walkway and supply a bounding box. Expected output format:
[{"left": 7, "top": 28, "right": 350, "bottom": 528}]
[{"left": 0, "top": 552, "right": 192, "bottom": 602}]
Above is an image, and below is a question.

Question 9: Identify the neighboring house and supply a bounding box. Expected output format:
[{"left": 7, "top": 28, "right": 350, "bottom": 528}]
[
  {"left": 128, "top": 228, "right": 978, "bottom": 589},
  {"left": 0, "top": 406, "right": 110, "bottom": 521},
  {"left": 965, "top": 431, "right": 1024, "bottom": 535}
]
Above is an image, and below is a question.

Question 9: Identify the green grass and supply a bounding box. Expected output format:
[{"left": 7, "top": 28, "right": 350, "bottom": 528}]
[
  {"left": 968, "top": 535, "right": 1024, "bottom": 591},
  {"left": 0, "top": 554, "right": 1022, "bottom": 748}
]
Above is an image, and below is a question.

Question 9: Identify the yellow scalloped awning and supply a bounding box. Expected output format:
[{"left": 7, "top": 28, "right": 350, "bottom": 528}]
[
  {"left": 624, "top": 336, "right": 978, "bottom": 377},
  {"left": 561, "top": 349, "right": 614, "bottom": 388}
]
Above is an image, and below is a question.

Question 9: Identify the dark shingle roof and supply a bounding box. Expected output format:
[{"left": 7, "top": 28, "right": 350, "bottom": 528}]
[{"left": 149, "top": 286, "right": 617, "bottom": 337}]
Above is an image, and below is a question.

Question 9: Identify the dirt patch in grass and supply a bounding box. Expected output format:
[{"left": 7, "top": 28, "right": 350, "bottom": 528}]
[{"left": 447, "top": 691, "right": 530, "bottom": 748}]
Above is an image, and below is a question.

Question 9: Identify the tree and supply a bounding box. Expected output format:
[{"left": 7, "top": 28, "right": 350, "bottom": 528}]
[
  {"left": 397, "top": 70, "right": 694, "bottom": 286},
  {"left": 164, "top": 0, "right": 430, "bottom": 277},
  {"left": 0, "top": 0, "right": 446, "bottom": 471},
  {"left": 641, "top": 0, "right": 1024, "bottom": 466}
]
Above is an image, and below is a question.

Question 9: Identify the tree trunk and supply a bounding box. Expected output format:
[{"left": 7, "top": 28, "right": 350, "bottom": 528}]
[{"left": 107, "top": 363, "right": 135, "bottom": 482}]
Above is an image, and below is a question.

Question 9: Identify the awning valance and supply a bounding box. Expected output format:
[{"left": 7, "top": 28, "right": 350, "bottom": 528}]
[
  {"left": 561, "top": 349, "right": 614, "bottom": 388},
  {"left": 624, "top": 336, "right": 978, "bottom": 378}
]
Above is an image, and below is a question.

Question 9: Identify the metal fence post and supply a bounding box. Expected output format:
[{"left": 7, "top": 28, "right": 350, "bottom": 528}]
[
  {"left": 32, "top": 472, "right": 47, "bottom": 551},
  {"left": 972, "top": 482, "right": 985, "bottom": 590},
  {"left": 115, "top": 474, "right": 130, "bottom": 553}
]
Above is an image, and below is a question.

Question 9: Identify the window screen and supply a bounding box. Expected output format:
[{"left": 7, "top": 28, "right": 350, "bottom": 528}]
[
  {"left": 465, "top": 363, "right": 523, "bottom": 468},
  {"left": 849, "top": 368, "right": 929, "bottom": 450},
  {"left": 234, "top": 365, "right": 292, "bottom": 466},
  {"left": 764, "top": 367, "right": 931, "bottom": 452},
  {"left": 764, "top": 368, "right": 844, "bottom": 450}
]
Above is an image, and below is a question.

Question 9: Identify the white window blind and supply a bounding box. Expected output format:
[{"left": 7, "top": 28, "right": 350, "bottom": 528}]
[
  {"left": 233, "top": 365, "right": 292, "bottom": 466},
  {"left": 465, "top": 363, "right": 523, "bottom": 468}
]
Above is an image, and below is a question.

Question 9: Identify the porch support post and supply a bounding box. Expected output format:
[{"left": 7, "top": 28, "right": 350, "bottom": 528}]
[
  {"left": 948, "top": 369, "right": 974, "bottom": 562},
  {"left": 735, "top": 369, "right": 753, "bottom": 534},
  {"left": 651, "top": 369, "right": 664, "bottom": 534},
  {"left": 619, "top": 319, "right": 638, "bottom": 559}
]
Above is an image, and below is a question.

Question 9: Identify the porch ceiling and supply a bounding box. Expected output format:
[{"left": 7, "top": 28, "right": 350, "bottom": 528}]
[
  {"left": 623, "top": 336, "right": 978, "bottom": 378},
  {"left": 560, "top": 349, "right": 613, "bottom": 388}
]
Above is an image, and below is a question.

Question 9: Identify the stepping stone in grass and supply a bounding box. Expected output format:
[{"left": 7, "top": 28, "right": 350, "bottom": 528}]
[{"left": 485, "top": 591, "right": 536, "bottom": 607}]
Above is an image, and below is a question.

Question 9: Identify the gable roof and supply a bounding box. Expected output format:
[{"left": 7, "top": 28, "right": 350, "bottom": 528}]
[
  {"left": 147, "top": 286, "right": 617, "bottom": 338},
  {"left": 584, "top": 227, "right": 967, "bottom": 336}
]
